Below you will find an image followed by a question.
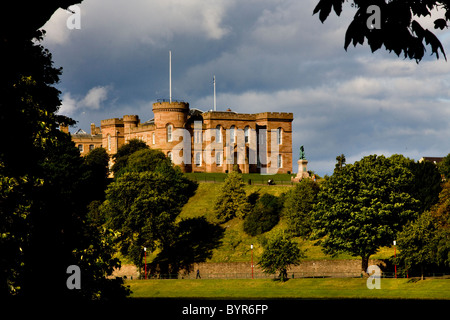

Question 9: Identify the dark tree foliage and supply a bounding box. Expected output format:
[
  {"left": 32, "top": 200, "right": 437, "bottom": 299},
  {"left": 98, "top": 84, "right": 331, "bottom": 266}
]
[
  {"left": 438, "top": 153, "right": 450, "bottom": 180},
  {"left": 0, "top": 0, "right": 129, "bottom": 300},
  {"left": 397, "top": 181, "right": 450, "bottom": 278},
  {"left": 244, "top": 194, "right": 281, "bottom": 236},
  {"left": 111, "top": 139, "right": 149, "bottom": 176},
  {"left": 313, "top": 0, "right": 449, "bottom": 62},
  {"left": 150, "top": 217, "right": 224, "bottom": 277},
  {"left": 282, "top": 179, "right": 320, "bottom": 239}
]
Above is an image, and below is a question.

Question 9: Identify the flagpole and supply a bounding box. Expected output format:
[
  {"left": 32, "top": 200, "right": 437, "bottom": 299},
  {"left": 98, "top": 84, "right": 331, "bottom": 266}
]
[
  {"left": 213, "top": 75, "right": 216, "bottom": 111},
  {"left": 169, "top": 50, "right": 172, "bottom": 103}
]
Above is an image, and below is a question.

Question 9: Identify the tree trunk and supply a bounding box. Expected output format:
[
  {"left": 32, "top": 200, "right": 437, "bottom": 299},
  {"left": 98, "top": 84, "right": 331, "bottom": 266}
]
[{"left": 361, "top": 255, "right": 370, "bottom": 277}]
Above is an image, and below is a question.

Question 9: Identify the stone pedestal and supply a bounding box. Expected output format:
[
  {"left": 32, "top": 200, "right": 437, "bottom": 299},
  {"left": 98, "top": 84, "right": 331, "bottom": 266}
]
[{"left": 291, "top": 159, "right": 310, "bottom": 182}]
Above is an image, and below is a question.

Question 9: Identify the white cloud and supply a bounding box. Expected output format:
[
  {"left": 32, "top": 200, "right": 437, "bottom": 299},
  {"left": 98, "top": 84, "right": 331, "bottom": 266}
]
[
  {"left": 81, "top": 86, "right": 110, "bottom": 110},
  {"left": 58, "top": 85, "right": 111, "bottom": 116},
  {"left": 42, "top": 0, "right": 235, "bottom": 46}
]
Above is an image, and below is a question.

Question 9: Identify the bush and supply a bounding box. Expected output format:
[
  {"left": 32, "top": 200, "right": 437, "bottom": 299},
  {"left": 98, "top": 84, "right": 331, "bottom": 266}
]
[{"left": 243, "top": 194, "right": 280, "bottom": 236}]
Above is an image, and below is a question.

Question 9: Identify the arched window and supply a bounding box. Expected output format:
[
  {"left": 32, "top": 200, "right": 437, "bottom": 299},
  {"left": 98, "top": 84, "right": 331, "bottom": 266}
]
[
  {"left": 244, "top": 126, "right": 250, "bottom": 143},
  {"left": 167, "top": 124, "right": 173, "bottom": 142},
  {"left": 215, "top": 125, "right": 222, "bottom": 143},
  {"left": 152, "top": 132, "right": 156, "bottom": 144},
  {"left": 167, "top": 151, "right": 173, "bottom": 163},
  {"left": 277, "top": 127, "right": 282, "bottom": 145},
  {"left": 107, "top": 134, "right": 111, "bottom": 151},
  {"left": 278, "top": 154, "right": 283, "bottom": 168},
  {"left": 230, "top": 125, "right": 236, "bottom": 143}
]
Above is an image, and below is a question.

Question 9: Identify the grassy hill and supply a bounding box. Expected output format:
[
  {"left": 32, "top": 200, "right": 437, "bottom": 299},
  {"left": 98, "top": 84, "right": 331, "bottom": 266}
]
[{"left": 179, "top": 182, "right": 394, "bottom": 263}]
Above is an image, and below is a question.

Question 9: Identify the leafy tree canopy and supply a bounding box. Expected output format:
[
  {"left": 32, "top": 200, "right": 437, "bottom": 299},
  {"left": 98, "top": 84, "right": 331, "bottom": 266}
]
[
  {"left": 313, "top": 154, "right": 420, "bottom": 274},
  {"left": 282, "top": 178, "right": 320, "bottom": 239},
  {"left": 214, "top": 171, "right": 250, "bottom": 223},
  {"left": 438, "top": 153, "right": 450, "bottom": 180},
  {"left": 313, "top": 0, "right": 449, "bottom": 62},
  {"left": 258, "top": 231, "right": 305, "bottom": 282},
  {"left": 102, "top": 154, "right": 198, "bottom": 274},
  {"left": 397, "top": 180, "right": 450, "bottom": 278},
  {"left": 244, "top": 194, "right": 281, "bottom": 236}
]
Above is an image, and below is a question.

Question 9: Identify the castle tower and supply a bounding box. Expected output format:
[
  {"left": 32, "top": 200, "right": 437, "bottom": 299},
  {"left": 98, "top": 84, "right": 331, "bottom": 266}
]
[{"left": 153, "top": 101, "right": 189, "bottom": 169}]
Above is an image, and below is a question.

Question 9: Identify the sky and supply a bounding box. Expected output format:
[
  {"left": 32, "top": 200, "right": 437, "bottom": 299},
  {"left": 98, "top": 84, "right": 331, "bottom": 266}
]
[{"left": 41, "top": 0, "right": 450, "bottom": 177}]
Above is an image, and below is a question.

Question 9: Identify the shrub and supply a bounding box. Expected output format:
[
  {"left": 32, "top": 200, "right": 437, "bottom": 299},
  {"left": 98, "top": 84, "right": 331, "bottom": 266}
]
[{"left": 243, "top": 194, "right": 280, "bottom": 236}]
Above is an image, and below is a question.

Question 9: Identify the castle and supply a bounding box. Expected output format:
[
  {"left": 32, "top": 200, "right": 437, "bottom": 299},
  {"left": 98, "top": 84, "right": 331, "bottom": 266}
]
[{"left": 64, "top": 100, "right": 293, "bottom": 174}]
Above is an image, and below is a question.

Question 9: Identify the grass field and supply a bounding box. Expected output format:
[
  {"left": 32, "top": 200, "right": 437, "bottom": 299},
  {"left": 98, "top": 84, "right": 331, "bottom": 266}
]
[{"left": 127, "top": 278, "right": 450, "bottom": 300}]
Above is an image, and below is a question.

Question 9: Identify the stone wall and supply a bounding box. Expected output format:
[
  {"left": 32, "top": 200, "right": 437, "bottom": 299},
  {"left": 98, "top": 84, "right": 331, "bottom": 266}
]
[{"left": 112, "top": 259, "right": 385, "bottom": 279}]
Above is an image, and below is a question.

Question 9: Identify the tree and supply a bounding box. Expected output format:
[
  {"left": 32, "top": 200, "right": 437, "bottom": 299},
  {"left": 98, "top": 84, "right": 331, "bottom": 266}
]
[
  {"left": 214, "top": 171, "right": 250, "bottom": 223},
  {"left": 244, "top": 194, "right": 281, "bottom": 236},
  {"left": 282, "top": 179, "right": 320, "bottom": 238},
  {"left": 397, "top": 181, "right": 450, "bottom": 279},
  {"left": 149, "top": 217, "right": 224, "bottom": 277},
  {"left": 111, "top": 139, "right": 149, "bottom": 177},
  {"left": 258, "top": 231, "right": 305, "bottom": 281},
  {"left": 102, "top": 159, "right": 197, "bottom": 276},
  {"left": 335, "top": 154, "right": 346, "bottom": 172},
  {"left": 125, "top": 148, "right": 171, "bottom": 174},
  {"left": 83, "top": 147, "right": 110, "bottom": 201},
  {"left": 313, "top": 0, "right": 449, "bottom": 62},
  {"left": 0, "top": 0, "right": 130, "bottom": 301},
  {"left": 0, "top": 31, "right": 128, "bottom": 300},
  {"left": 438, "top": 153, "right": 450, "bottom": 180},
  {"left": 312, "top": 154, "right": 420, "bottom": 275}
]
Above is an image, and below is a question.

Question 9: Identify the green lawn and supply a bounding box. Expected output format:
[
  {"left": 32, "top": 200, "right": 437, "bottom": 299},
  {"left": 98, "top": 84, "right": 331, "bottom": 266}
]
[
  {"left": 185, "top": 172, "right": 295, "bottom": 184},
  {"left": 127, "top": 278, "right": 450, "bottom": 300}
]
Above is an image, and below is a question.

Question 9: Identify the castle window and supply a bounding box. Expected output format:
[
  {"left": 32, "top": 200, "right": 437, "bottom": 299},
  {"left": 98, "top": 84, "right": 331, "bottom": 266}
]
[
  {"left": 195, "top": 152, "right": 202, "bottom": 166},
  {"left": 167, "top": 124, "right": 173, "bottom": 142},
  {"left": 258, "top": 130, "right": 266, "bottom": 145},
  {"left": 244, "top": 126, "right": 249, "bottom": 143},
  {"left": 278, "top": 154, "right": 283, "bottom": 168},
  {"left": 215, "top": 125, "right": 222, "bottom": 143},
  {"left": 194, "top": 130, "right": 202, "bottom": 144},
  {"left": 230, "top": 125, "right": 236, "bottom": 143},
  {"left": 107, "top": 134, "right": 111, "bottom": 151},
  {"left": 216, "top": 152, "right": 222, "bottom": 166},
  {"left": 89, "top": 144, "right": 94, "bottom": 151},
  {"left": 167, "top": 151, "right": 173, "bottom": 163},
  {"left": 78, "top": 144, "right": 83, "bottom": 152},
  {"left": 152, "top": 132, "right": 155, "bottom": 144},
  {"left": 277, "top": 128, "right": 282, "bottom": 145}
]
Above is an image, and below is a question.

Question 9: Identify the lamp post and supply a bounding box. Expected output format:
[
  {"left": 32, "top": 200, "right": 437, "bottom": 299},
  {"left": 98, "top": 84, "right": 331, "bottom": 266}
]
[
  {"left": 144, "top": 247, "right": 147, "bottom": 280},
  {"left": 393, "top": 241, "right": 397, "bottom": 279},
  {"left": 251, "top": 244, "right": 254, "bottom": 279}
]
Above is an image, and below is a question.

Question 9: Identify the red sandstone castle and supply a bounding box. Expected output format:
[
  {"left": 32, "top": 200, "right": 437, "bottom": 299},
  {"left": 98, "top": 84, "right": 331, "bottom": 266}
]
[{"left": 66, "top": 100, "right": 293, "bottom": 174}]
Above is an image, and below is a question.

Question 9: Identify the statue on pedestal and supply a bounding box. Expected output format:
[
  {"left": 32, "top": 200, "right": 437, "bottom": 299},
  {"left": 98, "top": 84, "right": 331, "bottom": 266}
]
[{"left": 299, "top": 145, "right": 306, "bottom": 160}]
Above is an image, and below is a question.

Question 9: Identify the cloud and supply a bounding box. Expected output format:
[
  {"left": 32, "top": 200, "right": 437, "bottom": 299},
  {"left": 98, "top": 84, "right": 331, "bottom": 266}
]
[
  {"left": 81, "top": 86, "right": 110, "bottom": 109},
  {"left": 59, "top": 85, "right": 111, "bottom": 116}
]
